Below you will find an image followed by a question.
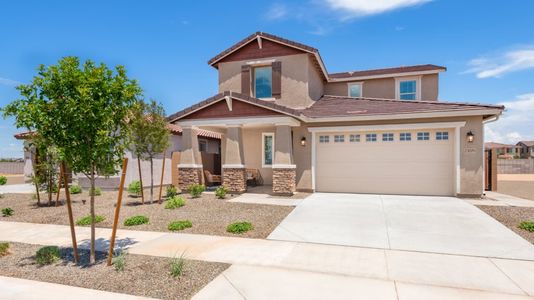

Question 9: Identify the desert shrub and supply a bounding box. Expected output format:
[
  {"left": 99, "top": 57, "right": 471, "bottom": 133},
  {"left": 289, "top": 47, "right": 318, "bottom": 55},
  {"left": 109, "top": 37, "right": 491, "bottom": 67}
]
[
  {"left": 226, "top": 221, "right": 253, "bottom": 234},
  {"left": 127, "top": 180, "right": 142, "bottom": 196},
  {"left": 0, "top": 193, "right": 4, "bottom": 199},
  {"left": 168, "top": 220, "right": 192, "bottom": 231},
  {"left": 69, "top": 184, "right": 82, "bottom": 194},
  {"left": 76, "top": 215, "right": 105, "bottom": 226},
  {"left": 112, "top": 250, "right": 127, "bottom": 271},
  {"left": 519, "top": 221, "right": 534, "bottom": 232},
  {"left": 170, "top": 253, "right": 185, "bottom": 277},
  {"left": 35, "top": 246, "right": 60, "bottom": 265},
  {"left": 124, "top": 215, "right": 149, "bottom": 226},
  {"left": 0, "top": 176, "right": 6, "bottom": 185},
  {"left": 188, "top": 184, "right": 205, "bottom": 198},
  {"left": 166, "top": 185, "right": 178, "bottom": 197},
  {"left": 215, "top": 186, "right": 228, "bottom": 199},
  {"left": 89, "top": 186, "right": 102, "bottom": 196},
  {"left": 165, "top": 196, "right": 185, "bottom": 209},
  {"left": 0, "top": 242, "right": 9, "bottom": 256},
  {"left": 2, "top": 208, "right": 14, "bottom": 217}
]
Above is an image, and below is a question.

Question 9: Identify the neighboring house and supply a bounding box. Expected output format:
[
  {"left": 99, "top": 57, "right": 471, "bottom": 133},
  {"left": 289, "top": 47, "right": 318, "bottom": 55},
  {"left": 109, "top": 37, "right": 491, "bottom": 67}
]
[
  {"left": 516, "top": 141, "right": 534, "bottom": 158},
  {"left": 484, "top": 142, "right": 522, "bottom": 158},
  {"left": 169, "top": 31, "right": 504, "bottom": 197}
]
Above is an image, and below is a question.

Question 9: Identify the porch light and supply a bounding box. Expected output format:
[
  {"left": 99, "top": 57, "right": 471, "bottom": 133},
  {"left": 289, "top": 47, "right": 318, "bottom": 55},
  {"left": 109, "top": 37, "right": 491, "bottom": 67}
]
[
  {"left": 300, "top": 137, "right": 307, "bottom": 146},
  {"left": 467, "top": 131, "right": 475, "bottom": 143}
]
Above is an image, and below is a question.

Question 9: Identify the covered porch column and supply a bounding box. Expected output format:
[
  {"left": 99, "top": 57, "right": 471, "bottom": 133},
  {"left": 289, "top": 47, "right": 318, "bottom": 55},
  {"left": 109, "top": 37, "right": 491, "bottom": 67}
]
[
  {"left": 177, "top": 126, "right": 203, "bottom": 190},
  {"left": 272, "top": 124, "right": 296, "bottom": 195},
  {"left": 222, "top": 125, "right": 247, "bottom": 193}
]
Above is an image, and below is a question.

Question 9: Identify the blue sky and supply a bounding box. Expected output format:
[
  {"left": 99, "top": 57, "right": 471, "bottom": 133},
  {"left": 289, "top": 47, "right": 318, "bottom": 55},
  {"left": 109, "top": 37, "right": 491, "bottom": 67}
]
[{"left": 1, "top": 0, "right": 534, "bottom": 157}]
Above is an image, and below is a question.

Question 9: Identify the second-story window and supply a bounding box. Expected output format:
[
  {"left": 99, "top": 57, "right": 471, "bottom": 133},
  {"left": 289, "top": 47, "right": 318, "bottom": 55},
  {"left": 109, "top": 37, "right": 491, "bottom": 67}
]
[
  {"left": 254, "top": 66, "right": 272, "bottom": 98},
  {"left": 348, "top": 83, "right": 362, "bottom": 97},
  {"left": 399, "top": 80, "right": 417, "bottom": 100}
]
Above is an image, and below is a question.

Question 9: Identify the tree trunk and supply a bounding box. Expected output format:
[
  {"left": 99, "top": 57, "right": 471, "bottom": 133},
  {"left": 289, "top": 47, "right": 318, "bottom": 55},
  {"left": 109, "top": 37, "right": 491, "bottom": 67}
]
[
  {"left": 89, "top": 165, "right": 96, "bottom": 264},
  {"left": 138, "top": 157, "right": 144, "bottom": 204},
  {"left": 33, "top": 150, "right": 41, "bottom": 206},
  {"left": 150, "top": 157, "right": 154, "bottom": 204},
  {"left": 48, "top": 172, "right": 52, "bottom": 206}
]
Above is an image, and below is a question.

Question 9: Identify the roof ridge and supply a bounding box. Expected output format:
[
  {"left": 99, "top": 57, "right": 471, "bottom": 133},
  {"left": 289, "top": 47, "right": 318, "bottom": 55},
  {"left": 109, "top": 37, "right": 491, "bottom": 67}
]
[
  {"left": 328, "top": 64, "right": 446, "bottom": 76},
  {"left": 320, "top": 95, "right": 504, "bottom": 109}
]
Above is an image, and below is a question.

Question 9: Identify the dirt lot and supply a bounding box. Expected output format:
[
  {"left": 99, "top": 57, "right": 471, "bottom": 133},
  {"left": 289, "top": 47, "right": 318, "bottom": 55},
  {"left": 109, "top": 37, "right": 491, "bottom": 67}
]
[
  {"left": 0, "top": 190, "right": 294, "bottom": 239},
  {"left": 477, "top": 205, "right": 534, "bottom": 244},
  {"left": 0, "top": 242, "right": 228, "bottom": 300}
]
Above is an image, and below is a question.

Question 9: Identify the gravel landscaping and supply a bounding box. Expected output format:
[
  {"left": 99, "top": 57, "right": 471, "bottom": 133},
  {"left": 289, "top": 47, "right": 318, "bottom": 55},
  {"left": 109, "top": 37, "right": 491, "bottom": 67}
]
[
  {"left": 0, "top": 242, "right": 228, "bottom": 299},
  {"left": 0, "top": 189, "right": 294, "bottom": 238},
  {"left": 477, "top": 205, "right": 534, "bottom": 244}
]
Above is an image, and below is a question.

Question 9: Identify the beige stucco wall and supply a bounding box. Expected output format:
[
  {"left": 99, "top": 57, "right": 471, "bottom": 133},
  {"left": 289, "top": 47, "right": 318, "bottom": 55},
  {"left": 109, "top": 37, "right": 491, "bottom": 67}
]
[
  {"left": 307, "top": 55, "right": 325, "bottom": 104},
  {"left": 242, "top": 127, "right": 276, "bottom": 184},
  {"left": 421, "top": 74, "right": 439, "bottom": 100}
]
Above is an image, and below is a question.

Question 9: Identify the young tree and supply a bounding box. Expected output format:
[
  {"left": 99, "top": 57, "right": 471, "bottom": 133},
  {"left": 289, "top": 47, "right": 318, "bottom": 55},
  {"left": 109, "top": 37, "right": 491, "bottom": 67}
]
[
  {"left": 128, "top": 100, "right": 170, "bottom": 204},
  {"left": 3, "top": 57, "right": 141, "bottom": 263}
]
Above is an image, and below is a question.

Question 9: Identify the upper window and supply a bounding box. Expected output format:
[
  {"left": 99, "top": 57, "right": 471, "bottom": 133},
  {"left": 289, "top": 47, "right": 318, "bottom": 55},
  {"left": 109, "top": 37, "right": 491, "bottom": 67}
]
[
  {"left": 417, "top": 132, "right": 430, "bottom": 141},
  {"left": 397, "top": 77, "right": 420, "bottom": 100},
  {"left": 382, "top": 133, "right": 394, "bottom": 142},
  {"left": 436, "top": 131, "right": 449, "bottom": 140},
  {"left": 349, "top": 134, "right": 360, "bottom": 142},
  {"left": 262, "top": 133, "right": 274, "bottom": 167},
  {"left": 254, "top": 66, "right": 272, "bottom": 98},
  {"left": 366, "top": 133, "right": 377, "bottom": 142},
  {"left": 198, "top": 140, "right": 207, "bottom": 152},
  {"left": 334, "top": 135, "right": 345, "bottom": 143},
  {"left": 319, "top": 135, "right": 330, "bottom": 143},
  {"left": 400, "top": 133, "right": 412, "bottom": 141},
  {"left": 348, "top": 83, "right": 362, "bottom": 97}
]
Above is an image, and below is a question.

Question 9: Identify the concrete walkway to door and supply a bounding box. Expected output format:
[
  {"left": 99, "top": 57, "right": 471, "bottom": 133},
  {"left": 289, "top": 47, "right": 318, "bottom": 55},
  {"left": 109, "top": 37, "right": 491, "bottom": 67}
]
[{"left": 268, "top": 193, "right": 534, "bottom": 260}]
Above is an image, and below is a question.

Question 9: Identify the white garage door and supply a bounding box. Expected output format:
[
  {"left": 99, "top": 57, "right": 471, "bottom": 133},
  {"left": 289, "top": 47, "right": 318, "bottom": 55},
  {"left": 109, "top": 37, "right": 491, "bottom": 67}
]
[{"left": 315, "top": 129, "right": 455, "bottom": 196}]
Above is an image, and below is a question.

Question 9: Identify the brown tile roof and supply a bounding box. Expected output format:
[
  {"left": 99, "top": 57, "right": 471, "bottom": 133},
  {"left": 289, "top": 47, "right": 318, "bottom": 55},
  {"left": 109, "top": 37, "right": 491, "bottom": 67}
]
[
  {"left": 167, "top": 91, "right": 302, "bottom": 122},
  {"left": 301, "top": 95, "right": 504, "bottom": 118},
  {"left": 328, "top": 64, "right": 446, "bottom": 79},
  {"left": 518, "top": 141, "right": 534, "bottom": 147},
  {"left": 166, "top": 123, "right": 221, "bottom": 139},
  {"left": 485, "top": 142, "right": 517, "bottom": 149},
  {"left": 13, "top": 131, "right": 35, "bottom": 140},
  {"left": 208, "top": 32, "right": 318, "bottom": 66}
]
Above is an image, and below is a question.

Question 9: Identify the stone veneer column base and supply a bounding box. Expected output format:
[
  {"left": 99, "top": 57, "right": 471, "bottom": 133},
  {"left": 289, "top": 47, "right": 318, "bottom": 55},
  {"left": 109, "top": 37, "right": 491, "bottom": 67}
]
[
  {"left": 177, "top": 167, "right": 202, "bottom": 191},
  {"left": 223, "top": 168, "right": 247, "bottom": 193},
  {"left": 272, "top": 168, "right": 296, "bottom": 195}
]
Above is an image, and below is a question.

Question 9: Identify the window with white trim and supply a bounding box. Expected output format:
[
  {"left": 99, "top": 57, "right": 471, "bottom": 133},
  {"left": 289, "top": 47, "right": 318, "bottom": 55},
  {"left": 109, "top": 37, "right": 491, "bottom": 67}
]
[
  {"left": 400, "top": 133, "right": 412, "bottom": 141},
  {"left": 334, "top": 135, "right": 345, "bottom": 143},
  {"left": 397, "top": 77, "right": 420, "bottom": 100},
  {"left": 366, "top": 133, "right": 377, "bottom": 142},
  {"left": 348, "top": 83, "right": 362, "bottom": 97},
  {"left": 349, "top": 134, "right": 360, "bottom": 142},
  {"left": 319, "top": 135, "right": 330, "bottom": 143},
  {"left": 417, "top": 132, "right": 430, "bottom": 141},
  {"left": 262, "top": 133, "right": 274, "bottom": 167},
  {"left": 436, "top": 131, "right": 449, "bottom": 140},
  {"left": 382, "top": 133, "right": 394, "bottom": 142}
]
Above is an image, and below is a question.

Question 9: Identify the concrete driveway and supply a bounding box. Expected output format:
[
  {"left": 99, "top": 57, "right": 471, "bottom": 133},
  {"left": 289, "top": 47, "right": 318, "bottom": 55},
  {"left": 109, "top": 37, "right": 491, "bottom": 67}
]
[{"left": 268, "top": 193, "right": 534, "bottom": 260}]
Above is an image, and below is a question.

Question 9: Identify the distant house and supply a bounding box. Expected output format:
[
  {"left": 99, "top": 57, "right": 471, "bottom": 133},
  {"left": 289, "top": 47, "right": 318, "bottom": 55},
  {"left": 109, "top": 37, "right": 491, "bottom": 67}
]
[
  {"left": 516, "top": 141, "right": 534, "bottom": 158},
  {"left": 484, "top": 142, "right": 522, "bottom": 158}
]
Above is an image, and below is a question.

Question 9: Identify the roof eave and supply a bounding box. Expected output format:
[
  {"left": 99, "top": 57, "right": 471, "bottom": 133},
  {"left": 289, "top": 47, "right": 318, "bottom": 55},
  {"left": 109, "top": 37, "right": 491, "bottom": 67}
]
[{"left": 327, "top": 69, "right": 446, "bottom": 82}]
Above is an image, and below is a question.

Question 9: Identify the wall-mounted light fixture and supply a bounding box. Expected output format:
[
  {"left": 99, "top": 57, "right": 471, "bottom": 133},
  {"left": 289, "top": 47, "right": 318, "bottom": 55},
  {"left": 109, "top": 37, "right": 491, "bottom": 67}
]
[
  {"left": 300, "top": 137, "right": 307, "bottom": 146},
  {"left": 467, "top": 131, "right": 475, "bottom": 143}
]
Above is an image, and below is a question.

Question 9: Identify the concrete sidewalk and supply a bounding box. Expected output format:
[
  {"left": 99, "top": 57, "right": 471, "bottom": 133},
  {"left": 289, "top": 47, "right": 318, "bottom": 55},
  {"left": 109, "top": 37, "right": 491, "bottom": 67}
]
[{"left": 0, "top": 276, "right": 155, "bottom": 300}]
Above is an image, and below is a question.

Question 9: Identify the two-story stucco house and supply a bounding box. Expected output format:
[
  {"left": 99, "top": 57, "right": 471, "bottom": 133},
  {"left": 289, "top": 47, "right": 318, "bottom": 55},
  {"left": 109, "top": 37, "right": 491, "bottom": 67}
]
[{"left": 169, "top": 32, "right": 504, "bottom": 197}]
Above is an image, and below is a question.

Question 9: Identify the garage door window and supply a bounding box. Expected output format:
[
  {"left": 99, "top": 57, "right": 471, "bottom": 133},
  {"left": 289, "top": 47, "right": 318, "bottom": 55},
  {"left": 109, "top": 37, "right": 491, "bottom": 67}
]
[
  {"left": 334, "top": 135, "right": 345, "bottom": 143},
  {"left": 366, "top": 133, "right": 377, "bottom": 142},
  {"left": 436, "top": 131, "right": 449, "bottom": 140},
  {"left": 400, "top": 133, "right": 412, "bottom": 141},
  {"left": 382, "top": 133, "right": 394, "bottom": 141},
  {"left": 417, "top": 132, "right": 430, "bottom": 141},
  {"left": 349, "top": 134, "right": 360, "bottom": 142},
  {"left": 319, "top": 135, "right": 330, "bottom": 143}
]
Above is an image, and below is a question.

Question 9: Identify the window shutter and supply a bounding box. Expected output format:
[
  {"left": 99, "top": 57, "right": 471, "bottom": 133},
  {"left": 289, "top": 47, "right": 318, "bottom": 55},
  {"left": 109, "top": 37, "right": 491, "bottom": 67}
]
[
  {"left": 272, "top": 61, "right": 282, "bottom": 99},
  {"left": 241, "top": 65, "right": 251, "bottom": 95}
]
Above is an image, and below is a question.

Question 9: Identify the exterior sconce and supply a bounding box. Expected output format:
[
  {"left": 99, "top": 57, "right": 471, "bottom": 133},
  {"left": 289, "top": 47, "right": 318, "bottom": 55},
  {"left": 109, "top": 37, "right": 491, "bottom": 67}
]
[
  {"left": 300, "top": 137, "right": 307, "bottom": 146},
  {"left": 467, "top": 131, "right": 475, "bottom": 143}
]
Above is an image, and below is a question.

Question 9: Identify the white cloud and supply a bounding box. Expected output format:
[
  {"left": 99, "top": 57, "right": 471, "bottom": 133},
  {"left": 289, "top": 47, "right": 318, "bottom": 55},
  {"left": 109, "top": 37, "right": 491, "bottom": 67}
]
[
  {"left": 265, "top": 3, "right": 288, "bottom": 20},
  {"left": 0, "top": 77, "right": 21, "bottom": 87},
  {"left": 485, "top": 93, "right": 534, "bottom": 144},
  {"left": 467, "top": 47, "right": 534, "bottom": 78},
  {"left": 325, "top": 0, "right": 432, "bottom": 17}
]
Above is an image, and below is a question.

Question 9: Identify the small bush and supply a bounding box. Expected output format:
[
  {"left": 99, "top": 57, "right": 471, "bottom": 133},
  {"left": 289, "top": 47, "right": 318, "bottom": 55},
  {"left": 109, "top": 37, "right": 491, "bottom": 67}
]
[
  {"left": 0, "top": 176, "right": 6, "bottom": 185},
  {"left": 215, "top": 186, "right": 228, "bottom": 199},
  {"left": 2, "top": 208, "right": 14, "bottom": 217},
  {"left": 188, "top": 184, "right": 205, "bottom": 198},
  {"left": 0, "top": 242, "right": 9, "bottom": 256},
  {"left": 124, "top": 215, "right": 149, "bottom": 226},
  {"left": 168, "top": 220, "right": 192, "bottom": 231},
  {"left": 226, "top": 221, "right": 253, "bottom": 234},
  {"left": 35, "top": 246, "right": 60, "bottom": 265},
  {"left": 166, "top": 185, "right": 178, "bottom": 197},
  {"left": 519, "top": 221, "right": 534, "bottom": 232},
  {"left": 89, "top": 187, "right": 102, "bottom": 196},
  {"left": 165, "top": 196, "right": 185, "bottom": 209},
  {"left": 112, "top": 250, "right": 127, "bottom": 271},
  {"left": 170, "top": 253, "right": 185, "bottom": 277},
  {"left": 127, "top": 180, "right": 142, "bottom": 196},
  {"left": 76, "top": 215, "right": 105, "bottom": 226},
  {"left": 0, "top": 193, "right": 4, "bottom": 199},
  {"left": 69, "top": 184, "right": 82, "bottom": 194}
]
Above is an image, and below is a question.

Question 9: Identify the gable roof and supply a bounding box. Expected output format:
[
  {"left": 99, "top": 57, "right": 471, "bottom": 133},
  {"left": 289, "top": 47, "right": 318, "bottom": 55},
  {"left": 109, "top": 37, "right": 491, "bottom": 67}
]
[
  {"left": 328, "top": 64, "right": 446, "bottom": 81},
  {"left": 517, "top": 141, "right": 534, "bottom": 147}
]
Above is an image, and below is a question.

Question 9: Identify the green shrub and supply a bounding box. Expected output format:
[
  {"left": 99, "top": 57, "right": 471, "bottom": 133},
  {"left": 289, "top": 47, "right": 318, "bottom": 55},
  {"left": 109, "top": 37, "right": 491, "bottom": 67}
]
[
  {"left": 89, "top": 186, "right": 102, "bottom": 196},
  {"left": 35, "top": 246, "right": 60, "bottom": 265},
  {"left": 112, "top": 250, "right": 127, "bottom": 271},
  {"left": 69, "top": 184, "right": 82, "bottom": 194},
  {"left": 188, "top": 184, "right": 205, "bottom": 198},
  {"left": 519, "top": 221, "right": 534, "bottom": 232},
  {"left": 76, "top": 215, "right": 105, "bottom": 226},
  {"left": 166, "top": 185, "right": 178, "bottom": 197},
  {"left": 127, "top": 180, "right": 142, "bottom": 196},
  {"left": 168, "top": 220, "right": 192, "bottom": 231},
  {"left": 165, "top": 196, "right": 185, "bottom": 209},
  {"left": 0, "top": 176, "right": 6, "bottom": 185},
  {"left": 170, "top": 253, "right": 185, "bottom": 277},
  {"left": 215, "top": 186, "right": 228, "bottom": 199},
  {"left": 124, "top": 215, "right": 149, "bottom": 226},
  {"left": 226, "top": 221, "right": 253, "bottom": 234},
  {"left": 0, "top": 242, "right": 9, "bottom": 256},
  {"left": 2, "top": 208, "right": 13, "bottom": 217}
]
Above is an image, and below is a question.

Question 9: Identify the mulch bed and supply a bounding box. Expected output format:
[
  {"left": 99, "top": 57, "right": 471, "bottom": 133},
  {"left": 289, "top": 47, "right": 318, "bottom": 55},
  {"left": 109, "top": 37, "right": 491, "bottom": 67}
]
[
  {"left": 0, "top": 189, "right": 294, "bottom": 239},
  {"left": 0, "top": 242, "right": 228, "bottom": 299},
  {"left": 477, "top": 205, "right": 534, "bottom": 244}
]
